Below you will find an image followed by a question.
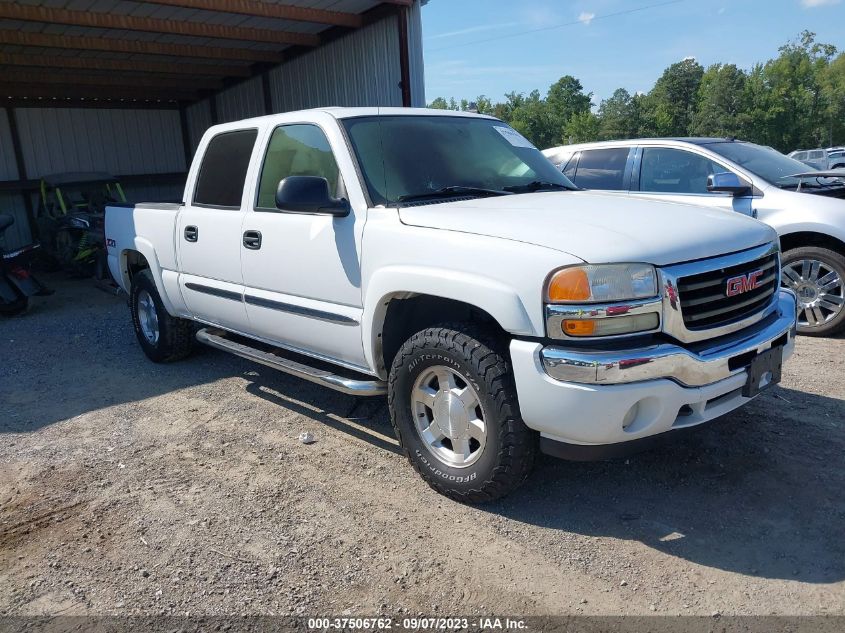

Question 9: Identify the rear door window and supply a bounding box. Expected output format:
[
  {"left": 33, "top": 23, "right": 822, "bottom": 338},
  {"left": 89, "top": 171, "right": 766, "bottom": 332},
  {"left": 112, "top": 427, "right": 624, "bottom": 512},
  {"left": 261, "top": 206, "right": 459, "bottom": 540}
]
[
  {"left": 193, "top": 129, "right": 258, "bottom": 208},
  {"left": 571, "top": 148, "right": 629, "bottom": 190}
]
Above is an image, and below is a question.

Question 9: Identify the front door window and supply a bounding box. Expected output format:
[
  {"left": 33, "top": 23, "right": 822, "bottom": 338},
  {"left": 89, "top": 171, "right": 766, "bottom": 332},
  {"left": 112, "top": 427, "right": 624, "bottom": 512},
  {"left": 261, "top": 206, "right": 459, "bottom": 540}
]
[{"left": 639, "top": 147, "right": 732, "bottom": 195}]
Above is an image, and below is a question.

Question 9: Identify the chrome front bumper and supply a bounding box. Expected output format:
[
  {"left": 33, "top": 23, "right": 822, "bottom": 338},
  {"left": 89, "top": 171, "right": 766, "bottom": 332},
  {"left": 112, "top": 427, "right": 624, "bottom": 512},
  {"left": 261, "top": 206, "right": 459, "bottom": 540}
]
[{"left": 541, "top": 289, "right": 797, "bottom": 387}]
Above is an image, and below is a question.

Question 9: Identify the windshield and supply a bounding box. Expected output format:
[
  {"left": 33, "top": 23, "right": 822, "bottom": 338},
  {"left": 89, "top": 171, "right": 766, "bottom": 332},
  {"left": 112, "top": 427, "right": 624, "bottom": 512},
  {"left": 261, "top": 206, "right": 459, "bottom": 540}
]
[
  {"left": 341, "top": 115, "right": 575, "bottom": 206},
  {"left": 704, "top": 141, "right": 815, "bottom": 187}
]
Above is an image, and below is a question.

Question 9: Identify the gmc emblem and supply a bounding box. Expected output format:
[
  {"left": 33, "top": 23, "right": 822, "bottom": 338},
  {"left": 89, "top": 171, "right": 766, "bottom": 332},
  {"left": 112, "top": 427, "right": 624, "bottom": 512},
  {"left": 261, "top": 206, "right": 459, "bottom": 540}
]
[{"left": 726, "top": 270, "right": 764, "bottom": 297}]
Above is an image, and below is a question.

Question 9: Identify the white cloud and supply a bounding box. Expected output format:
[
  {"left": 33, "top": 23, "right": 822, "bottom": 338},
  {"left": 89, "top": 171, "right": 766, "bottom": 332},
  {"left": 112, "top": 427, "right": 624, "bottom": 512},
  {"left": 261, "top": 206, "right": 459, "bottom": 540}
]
[
  {"left": 801, "top": 0, "right": 841, "bottom": 7},
  {"left": 717, "top": 7, "right": 726, "bottom": 14},
  {"left": 578, "top": 11, "right": 596, "bottom": 25}
]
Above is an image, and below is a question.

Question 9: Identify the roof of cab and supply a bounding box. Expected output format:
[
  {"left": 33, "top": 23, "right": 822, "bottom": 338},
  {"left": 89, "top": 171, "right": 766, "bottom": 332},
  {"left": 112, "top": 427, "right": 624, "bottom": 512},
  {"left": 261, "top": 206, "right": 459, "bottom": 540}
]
[{"left": 207, "top": 107, "right": 499, "bottom": 130}]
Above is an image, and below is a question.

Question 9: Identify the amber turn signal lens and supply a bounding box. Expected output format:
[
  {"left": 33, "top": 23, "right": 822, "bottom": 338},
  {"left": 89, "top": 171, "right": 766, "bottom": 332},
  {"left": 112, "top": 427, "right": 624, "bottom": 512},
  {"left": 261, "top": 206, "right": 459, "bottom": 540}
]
[
  {"left": 562, "top": 319, "right": 597, "bottom": 336},
  {"left": 548, "top": 268, "right": 591, "bottom": 302}
]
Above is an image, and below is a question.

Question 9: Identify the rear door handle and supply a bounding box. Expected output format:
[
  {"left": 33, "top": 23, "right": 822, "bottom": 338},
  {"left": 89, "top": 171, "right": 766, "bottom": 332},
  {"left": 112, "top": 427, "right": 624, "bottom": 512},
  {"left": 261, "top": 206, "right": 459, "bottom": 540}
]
[
  {"left": 243, "top": 230, "right": 262, "bottom": 250},
  {"left": 184, "top": 225, "right": 198, "bottom": 242}
]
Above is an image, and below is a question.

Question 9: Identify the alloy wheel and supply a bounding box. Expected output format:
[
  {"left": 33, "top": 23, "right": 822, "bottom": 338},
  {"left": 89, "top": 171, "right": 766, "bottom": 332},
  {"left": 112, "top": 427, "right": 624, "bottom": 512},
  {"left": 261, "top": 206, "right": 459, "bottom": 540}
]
[
  {"left": 411, "top": 366, "right": 487, "bottom": 468},
  {"left": 781, "top": 259, "right": 845, "bottom": 328},
  {"left": 137, "top": 289, "right": 160, "bottom": 345}
]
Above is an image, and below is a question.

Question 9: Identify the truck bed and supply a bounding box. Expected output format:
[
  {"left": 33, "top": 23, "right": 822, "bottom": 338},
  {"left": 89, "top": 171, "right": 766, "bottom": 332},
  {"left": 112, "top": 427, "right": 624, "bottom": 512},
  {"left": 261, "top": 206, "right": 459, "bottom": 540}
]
[{"left": 105, "top": 201, "right": 183, "bottom": 294}]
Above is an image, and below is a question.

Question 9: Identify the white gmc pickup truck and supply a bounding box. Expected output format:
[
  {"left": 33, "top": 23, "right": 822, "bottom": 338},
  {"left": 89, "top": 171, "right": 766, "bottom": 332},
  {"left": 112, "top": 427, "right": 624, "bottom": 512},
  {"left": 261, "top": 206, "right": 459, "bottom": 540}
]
[{"left": 106, "top": 107, "right": 797, "bottom": 502}]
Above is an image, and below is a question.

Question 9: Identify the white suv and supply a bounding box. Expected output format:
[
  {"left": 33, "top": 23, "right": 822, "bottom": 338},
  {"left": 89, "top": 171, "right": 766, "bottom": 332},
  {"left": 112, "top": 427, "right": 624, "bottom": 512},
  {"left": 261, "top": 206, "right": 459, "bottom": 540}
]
[{"left": 544, "top": 138, "right": 845, "bottom": 335}]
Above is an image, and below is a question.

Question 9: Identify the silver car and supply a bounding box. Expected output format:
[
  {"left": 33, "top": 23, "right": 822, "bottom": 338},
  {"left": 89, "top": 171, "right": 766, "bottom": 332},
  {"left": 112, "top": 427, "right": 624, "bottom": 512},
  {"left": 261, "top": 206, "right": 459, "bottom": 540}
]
[{"left": 543, "top": 138, "right": 845, "bottom": 335}]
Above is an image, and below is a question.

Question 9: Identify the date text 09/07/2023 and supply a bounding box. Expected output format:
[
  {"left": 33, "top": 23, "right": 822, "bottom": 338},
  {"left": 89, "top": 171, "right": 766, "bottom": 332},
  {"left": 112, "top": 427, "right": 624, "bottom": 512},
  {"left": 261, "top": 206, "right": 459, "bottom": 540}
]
[{"left": 307, "top": 617, "right": 528, "bottom": 630}]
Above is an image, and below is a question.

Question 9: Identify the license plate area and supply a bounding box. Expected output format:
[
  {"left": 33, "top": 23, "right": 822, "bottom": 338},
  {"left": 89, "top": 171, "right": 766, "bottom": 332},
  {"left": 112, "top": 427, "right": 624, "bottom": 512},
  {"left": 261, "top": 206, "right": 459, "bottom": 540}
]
[{"left": 742, "top": 345, "right": 783, "bottom": 398}]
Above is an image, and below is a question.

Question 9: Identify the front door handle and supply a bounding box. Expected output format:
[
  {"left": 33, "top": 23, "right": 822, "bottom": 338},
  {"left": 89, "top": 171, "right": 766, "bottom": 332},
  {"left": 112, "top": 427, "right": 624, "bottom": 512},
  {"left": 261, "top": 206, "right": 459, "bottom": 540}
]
[
  {"left": 243, "top": 230, "right": 262, "bottom": 250},
  {"left": 184, "top": 225, "right": 198, "bottom": 242}
]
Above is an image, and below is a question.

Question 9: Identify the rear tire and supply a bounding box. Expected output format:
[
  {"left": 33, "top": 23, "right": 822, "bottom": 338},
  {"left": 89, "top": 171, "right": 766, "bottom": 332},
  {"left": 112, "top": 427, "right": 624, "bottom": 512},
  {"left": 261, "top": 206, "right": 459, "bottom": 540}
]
[
  {"left": 781, "top": 246, "right": 845, "bottom": 336},
  {"left": 130, "top": 269, "right": 194, "bottom": 362},
  {"left": 388, "top": 323, "right": 537, "bottom": 503}
]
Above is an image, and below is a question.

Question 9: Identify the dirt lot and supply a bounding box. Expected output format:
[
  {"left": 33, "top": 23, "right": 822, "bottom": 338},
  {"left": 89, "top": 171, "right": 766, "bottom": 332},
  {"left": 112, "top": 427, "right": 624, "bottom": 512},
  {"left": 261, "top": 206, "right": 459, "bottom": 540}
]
[{"left": 1, "top": 275, "right": 843, "bottom": 618}]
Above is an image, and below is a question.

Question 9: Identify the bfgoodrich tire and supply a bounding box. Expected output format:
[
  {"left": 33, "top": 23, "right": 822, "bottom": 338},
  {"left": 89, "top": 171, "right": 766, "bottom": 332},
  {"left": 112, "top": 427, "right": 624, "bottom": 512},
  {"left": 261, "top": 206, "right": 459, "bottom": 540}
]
[
  {"left": 388, "top": 324, "right": 537, "bottom": 503},
  {"left": 782, "top": 246, "right": 845, "bottom": 336},
  {"left": 130, "top": 269, "right": 194, "bottom": 362}
]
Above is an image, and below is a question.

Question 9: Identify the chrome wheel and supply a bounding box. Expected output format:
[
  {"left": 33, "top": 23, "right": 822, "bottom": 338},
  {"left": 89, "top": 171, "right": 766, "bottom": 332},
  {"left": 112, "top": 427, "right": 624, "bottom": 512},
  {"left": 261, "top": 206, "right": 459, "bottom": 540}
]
[
  {"left": 137, "top": 289, "right": 160, "bottom": 345},
  {"left": 782, "top": 259, "right": 845, "bottom": 328},
  {"left": 411, "top": 366, "right": 487, "bottom": 468}
]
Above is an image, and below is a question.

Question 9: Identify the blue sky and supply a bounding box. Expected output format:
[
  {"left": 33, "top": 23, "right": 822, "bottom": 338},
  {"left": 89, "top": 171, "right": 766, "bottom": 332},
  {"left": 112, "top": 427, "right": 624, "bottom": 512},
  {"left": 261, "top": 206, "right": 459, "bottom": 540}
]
[{"left": 421, "top": 0, "right": 845, "bottom": 106}]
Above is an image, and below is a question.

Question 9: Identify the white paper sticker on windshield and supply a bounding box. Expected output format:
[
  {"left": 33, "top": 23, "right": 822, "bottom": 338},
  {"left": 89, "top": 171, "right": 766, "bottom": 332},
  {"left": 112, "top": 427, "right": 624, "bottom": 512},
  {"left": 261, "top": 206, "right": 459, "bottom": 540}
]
[{"left": 493, "top": 126, "right": 535, "bottom": 148}]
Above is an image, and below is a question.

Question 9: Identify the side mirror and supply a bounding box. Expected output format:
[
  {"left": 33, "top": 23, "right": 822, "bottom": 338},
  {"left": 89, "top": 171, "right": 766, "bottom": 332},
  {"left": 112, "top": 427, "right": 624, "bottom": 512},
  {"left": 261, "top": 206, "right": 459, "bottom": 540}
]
[
  {"left": 275, "top": 176, "right": 349, "bottom": 216},
  {"left": 707, "top": 172, "right": 751, "bottom": 196}
]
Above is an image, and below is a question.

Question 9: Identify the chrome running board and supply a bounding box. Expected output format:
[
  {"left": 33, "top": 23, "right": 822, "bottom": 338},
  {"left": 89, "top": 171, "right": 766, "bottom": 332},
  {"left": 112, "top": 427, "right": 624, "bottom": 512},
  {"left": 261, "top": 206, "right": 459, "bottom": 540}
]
[{"left": 196, "top": 328, "right": 387, "bottom": 396}]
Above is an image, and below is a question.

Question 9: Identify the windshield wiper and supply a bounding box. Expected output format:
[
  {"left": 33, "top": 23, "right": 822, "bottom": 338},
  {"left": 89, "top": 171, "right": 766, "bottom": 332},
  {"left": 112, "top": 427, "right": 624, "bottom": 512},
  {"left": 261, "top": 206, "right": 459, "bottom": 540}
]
[
  {"left": 397, "top": 186, "right": 512, "bottom": 204},
  {"left": 504, "top": 180, "right": 577, "bottom": 193}
]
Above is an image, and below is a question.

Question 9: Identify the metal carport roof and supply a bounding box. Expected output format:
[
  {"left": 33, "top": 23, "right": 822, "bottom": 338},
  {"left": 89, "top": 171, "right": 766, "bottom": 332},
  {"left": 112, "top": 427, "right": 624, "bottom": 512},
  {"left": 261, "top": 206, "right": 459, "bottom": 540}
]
[{"left": 0, "top": 0, "right": 414, "bottom": 105}]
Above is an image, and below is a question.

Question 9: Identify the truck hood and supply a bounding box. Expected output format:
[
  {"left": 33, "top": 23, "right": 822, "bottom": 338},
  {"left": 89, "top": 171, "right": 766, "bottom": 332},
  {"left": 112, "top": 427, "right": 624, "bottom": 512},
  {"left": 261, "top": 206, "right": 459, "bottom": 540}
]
[{"left": 397, "top": 191, "right": 777, "bottom": 266}]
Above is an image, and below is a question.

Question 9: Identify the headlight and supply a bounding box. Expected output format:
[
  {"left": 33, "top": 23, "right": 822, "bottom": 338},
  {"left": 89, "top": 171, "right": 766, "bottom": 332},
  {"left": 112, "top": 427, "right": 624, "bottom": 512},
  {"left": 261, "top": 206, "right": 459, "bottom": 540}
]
[{"left": 546, "top": 264, "right": 657, "bottom": 303}]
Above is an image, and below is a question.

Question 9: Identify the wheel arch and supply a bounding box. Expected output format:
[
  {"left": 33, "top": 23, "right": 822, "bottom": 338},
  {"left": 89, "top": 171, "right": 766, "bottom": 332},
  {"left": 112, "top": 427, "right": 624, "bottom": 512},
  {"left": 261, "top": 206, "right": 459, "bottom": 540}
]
[
  {"left": 363, "top": 267, "right": 537, "bottom": 379},
  {"left": 779, "top": 230, "right": 845, "bottom": 256},
  {"left": 120, "top": 238, "right": 178, "bottom": 315}
]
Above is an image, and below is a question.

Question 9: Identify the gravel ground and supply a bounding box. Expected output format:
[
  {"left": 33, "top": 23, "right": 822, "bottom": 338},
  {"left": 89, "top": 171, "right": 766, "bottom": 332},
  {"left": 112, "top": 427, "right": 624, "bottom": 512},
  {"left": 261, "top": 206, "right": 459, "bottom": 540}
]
[{"left": 1, "top": 275, "right": 843, "bottom": 618}]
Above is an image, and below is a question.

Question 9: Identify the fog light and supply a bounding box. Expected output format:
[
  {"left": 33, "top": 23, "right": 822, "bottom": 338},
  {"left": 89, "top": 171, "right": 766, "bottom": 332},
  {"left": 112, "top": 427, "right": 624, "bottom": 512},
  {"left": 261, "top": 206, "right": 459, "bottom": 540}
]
[
  {"left": 622, "top": 402, "right": 639, "bottom": 429},
  {"left": 562, "top": 320, "right": 596, "bottom": 336},
  {"left": 562, "top": 313, "right": 659, "bottom": 337}
]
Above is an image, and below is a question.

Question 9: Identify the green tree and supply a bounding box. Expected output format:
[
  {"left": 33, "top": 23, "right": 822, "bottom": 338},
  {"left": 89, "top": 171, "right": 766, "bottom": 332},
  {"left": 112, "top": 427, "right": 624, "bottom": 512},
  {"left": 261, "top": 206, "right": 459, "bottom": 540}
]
[
  {"left": 597, "top": 88, "right": 639, "bottom": 140},
  {"left": 563, "top": 111, "right": 601, "bottom": 144},
  {"left": 761, "top": 31, "right": 837, "bottom": 150},
  {"left": 646, "top": 58, "right": 705, "bottom": 136},
  {"left": 546, "top": 75, "right": 593, "bottom": 142},
  {"left": 474, "top": 95, "right": 494, "bottom": 115},
  {"left": 425, "top": 31, "right": 845, "bottom": 152},
  {"left": 738, "top": 63, "right": 777, "bottom": 146},
  {"left": 507, "top": 90, "right": 558, "bottom": 148},
  {"left": 820, "top": 52, "right": 845, "bottom": 147},
  {"left": 692, "top": 64, "right": 748, "bottom": 137}
]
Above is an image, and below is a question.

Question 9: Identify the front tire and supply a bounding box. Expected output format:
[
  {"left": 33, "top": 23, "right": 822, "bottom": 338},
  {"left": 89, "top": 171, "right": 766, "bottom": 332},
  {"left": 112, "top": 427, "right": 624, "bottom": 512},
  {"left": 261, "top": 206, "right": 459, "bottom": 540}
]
[
  {"left": 388, "top": 324, "right": 537, "bottom": 503},
  {"left": 781, "top": 246, "right": 845, "bottom": 336},
  {"left": 130, "top": 269, "right": 194, "bottom": 362}
]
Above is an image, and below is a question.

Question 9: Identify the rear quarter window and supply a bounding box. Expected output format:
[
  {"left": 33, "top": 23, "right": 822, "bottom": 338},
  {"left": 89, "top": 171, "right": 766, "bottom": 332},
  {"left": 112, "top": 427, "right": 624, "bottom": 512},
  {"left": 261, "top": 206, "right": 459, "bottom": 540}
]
[{"left": 193, "top": 129, "right": 258, "bottom": 208}]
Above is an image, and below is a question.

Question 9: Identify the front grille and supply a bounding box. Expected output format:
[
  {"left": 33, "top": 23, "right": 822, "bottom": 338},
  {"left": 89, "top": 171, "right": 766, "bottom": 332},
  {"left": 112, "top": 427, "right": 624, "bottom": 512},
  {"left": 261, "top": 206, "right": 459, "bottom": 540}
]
[{"left": 677, "top": 252, "right": 779, "bottom": 330}]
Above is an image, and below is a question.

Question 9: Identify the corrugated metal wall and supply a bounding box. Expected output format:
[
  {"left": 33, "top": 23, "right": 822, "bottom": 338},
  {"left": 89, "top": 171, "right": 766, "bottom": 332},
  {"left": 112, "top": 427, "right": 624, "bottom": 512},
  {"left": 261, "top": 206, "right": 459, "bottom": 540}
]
[
  {"left": 14, "top": 108, "right": 185, "bottom": 176},
  {"left": 185, "top": 100, "right": 213, "bottom": 158},
  {"left": 0, "top": 108, "right": 28, "bottom": 251},
  {"left": 0, "top": 109, "right": 19, "bottom": 181},
  {"left": 407, "top": 0, "right": 426, "bottom": 108},
  {"left": 122, "top": 182, "right": 185, "bottom": 204},
  {"left": 1, "top": 2, "right": 427, "bottom": 249},
  {"left": 0, "top": 193, "right": 30, "bottom": 253},
  {"left": 269, "top": 14, "right": 402, "bottom": 112},
  {"left": 182, "top": 10, "right": 412, "bottom": 153},
  {"left": 0, "top": 107, "right": 188, "bottom": 249},
  {"left": 216, "top": 76, "right": 266, "bottom": 124}
]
